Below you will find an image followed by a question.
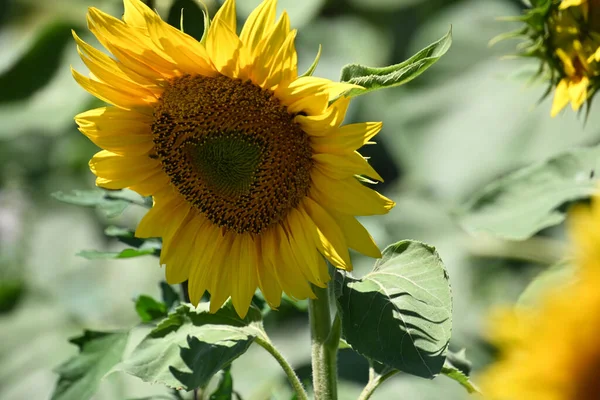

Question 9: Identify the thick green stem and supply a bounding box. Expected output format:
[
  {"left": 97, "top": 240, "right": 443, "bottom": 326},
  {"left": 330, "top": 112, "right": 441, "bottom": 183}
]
[
  {"left": 308, "top": 284, "right": 339, "bottom": 400},
  {"left": 255, "top": 336, "right": 309, "bottom": 400}
]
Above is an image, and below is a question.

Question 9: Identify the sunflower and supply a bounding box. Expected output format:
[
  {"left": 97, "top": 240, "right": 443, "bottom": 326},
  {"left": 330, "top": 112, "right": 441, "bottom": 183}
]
[
  {"left": 549, "top": 0, "right": 600, "bottom": 116},
  {"left": 480, "top": 193, "right": 600, "bottom": 399},
  {"left": 72, "top": 0, "right": 394, "bottom": 317}
]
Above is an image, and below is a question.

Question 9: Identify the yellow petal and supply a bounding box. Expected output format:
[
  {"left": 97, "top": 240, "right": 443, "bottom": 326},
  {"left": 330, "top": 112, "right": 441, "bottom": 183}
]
[
  {"left": 559, "top": 0, "right": 585, "bottom": 9},
  {"left": 311, "top": 122, "right": 383, "bottom": 154},
  {"left": 143, "top": 10, "right": 216, "bottom": 76},
  {"left": 72, "top": 68, "right": 152, "bottom": 111},
  {"left": 310, "top": 169, "right": 395, "bottom": 216},
  {"left": 123, "top": 0, "right": 154, "bottom": 29},
  {"left": 188, "top": 224, "right": 226, "bottom": 304},
  {"left": 551, "top": 79, "right": 571, "bottom": 117},
  {"left": 87, "top": 7, "right": 176, "bottom": 79},
  {"left": 75, "top": 107, "right": 154, "bottom": 156},
  {"left": 285, "top": 208, "right": 329, "bottom": 286},
  {"left": 302, "top": 198, "right": 352, "bottom": 271},
  {"left": 231, "top": 234, "right": 259, "bottom": 318},
  {"left": 73, "top": 30, "right": 158, "bottom": 96},
  {"left": 295, "top": 96, "right": 350, "bottom": 136},
  {"left": 89, "top": 149, "right": 161, "bottom": 189},
  {"left": 257, "top": 231, "right": 283, "bottom": 308},
  {"left": 161, "top": 214, "right": 202, "bottom": 281},
  {"left": 329, "top": 211, "right": 382, "bottom": 258},
  {"left": 264, "top": 30, "right": 298, "bottom": 89},
  {"left": 568, "top": 76, "right": 589, "bottom": 111},
  {"left": 205, "top": 19, "right": 243, "bottom": 78},
  {"left": 136, "top": 189, "right": 190, "bottom": 240},
  {"left": 208, "top": 232, "right": 235, "bottom": 313},
  {"left": 250, "top": 12, "right": 291, "bottom": 86},
  {"left": 240, "top": 0, "right": 277, "bottom": 54},
  {"left": 211, "top": 0, "right": 237, "bottom": 34},
  {"left": 274, "top": 225, "right": 316, "bottom": 300},
  {"left": 556, "top": 48, "right": 576, "bottom": 77},
  {"left": 314, "top": 151, "right": 383, "bottom": 182}
]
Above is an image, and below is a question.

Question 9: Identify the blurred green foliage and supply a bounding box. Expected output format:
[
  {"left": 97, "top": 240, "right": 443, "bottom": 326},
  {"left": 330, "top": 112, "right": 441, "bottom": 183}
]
[{"left": 1, "top": 0, "right": 599, "bottom": 399}]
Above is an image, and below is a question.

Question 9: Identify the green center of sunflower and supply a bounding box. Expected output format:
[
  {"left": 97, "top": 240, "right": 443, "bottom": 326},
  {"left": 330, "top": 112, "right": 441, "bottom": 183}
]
[{"left": 151, "top": 74, "right": 313, "bottom": 234}]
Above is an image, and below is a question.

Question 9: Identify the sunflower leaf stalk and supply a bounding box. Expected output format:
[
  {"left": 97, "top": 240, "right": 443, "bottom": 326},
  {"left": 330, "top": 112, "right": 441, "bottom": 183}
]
[{"left": 308, "top": 284, "right": 339, "bottom": 400}]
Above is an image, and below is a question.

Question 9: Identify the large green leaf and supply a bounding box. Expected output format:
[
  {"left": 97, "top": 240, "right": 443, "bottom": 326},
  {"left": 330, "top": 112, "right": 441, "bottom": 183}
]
[
  {"left": 118, "top": 303, "right": 263, "bottom": 391},
  {"left": 457, "top": 145, "right": 600, "bottom": 240},
  {"left": 339, "top": 28, "right": 452, "bottom": 98},
  {"left": 51, "top": 330, "right": 128, "bottom": 400},
  {"left": 335, "top": 240, "right": 452, "bottom": 379},
  {"left": 52, "top": 189, "right": 149, "bottom": 218}
]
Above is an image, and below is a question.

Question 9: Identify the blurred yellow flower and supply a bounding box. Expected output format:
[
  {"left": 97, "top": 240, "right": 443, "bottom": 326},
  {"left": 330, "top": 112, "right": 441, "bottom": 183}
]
[
  {"left": 71, "top": 0, "right": 394, "bottom": 317},
  {"left": 481, "top": 193, "right": 600, "bottom": 399}
]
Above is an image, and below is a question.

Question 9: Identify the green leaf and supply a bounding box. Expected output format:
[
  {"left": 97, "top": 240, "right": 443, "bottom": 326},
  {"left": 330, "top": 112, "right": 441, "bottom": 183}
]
[
  {"left": 160, "top": 282, "right": 181, "bottom": 310},
  {"left": 445, "top": 348, "right": 472, "bottom": 376},
  {"left": 441, "top": 363, "right": 480, "bottom": 394},
  {"left": 517, "top": 260, "right": 575, "bottom": 308},
  {"left": 52, "top": 189, "right": 148, "bottom": 218},
  {"left": 0, "top": 21, "right": 74, "bottom": 104},
  {"left": 0, "top": 279, "right": 25, "bottom": 313},
  {"left": 136, "top": 295, "right": 168, "bottom": 323},
  {"left": 51, "top": 330, "right": 128, "bottom": 400},
  {"left": 209, "top": 367, "right": 234, "bottom": 400},
  {"left": 118, "top": 303, "right": 263, "bottom": 391},
  {"left": 457, "top": 145, "right": 600, "bottom": 240},
  {"left": 335, "top": 240, "right": 452, "bottom": 379},
  {"left": 77, "top": 247, "right": 157, "bottom": 260},
  {"left": 339, "top": 28, "right": 452, "bottom": 98}
]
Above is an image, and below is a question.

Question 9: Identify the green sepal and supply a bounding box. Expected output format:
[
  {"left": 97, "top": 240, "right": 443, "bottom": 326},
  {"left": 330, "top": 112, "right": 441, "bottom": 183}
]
[
  {"left": 300, "top": 44, "right": 322, "bottom": 77},
  {"left": 338, "top": 28, "right": 452, "bottom": 98}
]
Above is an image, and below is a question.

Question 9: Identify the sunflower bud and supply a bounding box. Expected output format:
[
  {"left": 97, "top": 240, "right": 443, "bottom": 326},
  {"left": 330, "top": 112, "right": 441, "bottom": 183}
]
[{"left": 502, "top": 0, "right": 600, "bottom": 116}]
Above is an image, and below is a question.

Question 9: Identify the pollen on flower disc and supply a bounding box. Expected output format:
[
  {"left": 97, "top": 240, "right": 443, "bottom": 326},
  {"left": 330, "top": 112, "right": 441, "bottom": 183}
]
[{"left": 152, "top": 74, "right": 313, "bottom": 234}]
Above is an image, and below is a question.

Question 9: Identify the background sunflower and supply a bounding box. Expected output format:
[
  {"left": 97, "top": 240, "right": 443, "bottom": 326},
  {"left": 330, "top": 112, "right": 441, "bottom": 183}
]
[{"left": 1, "top": 0, "right": 600, "bottom": 399}]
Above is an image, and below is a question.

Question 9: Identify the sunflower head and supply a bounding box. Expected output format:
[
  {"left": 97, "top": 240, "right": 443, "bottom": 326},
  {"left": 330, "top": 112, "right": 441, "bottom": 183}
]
[
  {"left": 503, "top": 0, "right": 600, "bottom": 116},
  {"left": 72, "top": 0, "right": 394, "bottom": 317},
  {"left": 480, "top": 192, "right": 600, "bottom": 399}
]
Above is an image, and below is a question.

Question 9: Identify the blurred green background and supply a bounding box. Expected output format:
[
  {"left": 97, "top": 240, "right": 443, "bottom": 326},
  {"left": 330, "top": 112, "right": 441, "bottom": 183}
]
[{"left": 1, "top": 0, "right": 598, "bottom": 399}]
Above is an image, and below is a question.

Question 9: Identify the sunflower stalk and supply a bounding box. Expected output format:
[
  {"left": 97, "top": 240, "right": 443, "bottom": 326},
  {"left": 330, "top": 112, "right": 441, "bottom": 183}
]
[{"left": 308, "top": 284, "right": 339, "bottom": 400}]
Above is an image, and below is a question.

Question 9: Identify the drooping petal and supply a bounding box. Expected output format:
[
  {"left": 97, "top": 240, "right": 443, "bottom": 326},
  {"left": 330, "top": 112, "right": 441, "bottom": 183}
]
[
  {"left": 274, "top": 225, "right": 316, "bottom": 300},
  {"left": 285, "top": 208, "right": 329, "bottom": 286},
  {"left": 328, "top": 211, "right": 382, "bottom": 258},
  {"left": 568, "top": 76, "right": 589, "bottom": 111},
  {"left": 208, "top": 232, "right": 235, "bottom": 313},
  {"left": 303, "top": 198, "right": 352, "bottom": 271}
]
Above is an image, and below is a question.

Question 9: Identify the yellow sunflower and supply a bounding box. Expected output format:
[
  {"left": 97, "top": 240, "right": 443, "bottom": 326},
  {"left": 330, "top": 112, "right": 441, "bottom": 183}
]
[
  {"left": 550, "top": 0, "right": 600, "bottom": 116},
  {"left": 72, "top": 0, "right": 394, "bottom": 317},
  {"left": 480, "top": 193, "right": 600, "bottom": 399}
]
